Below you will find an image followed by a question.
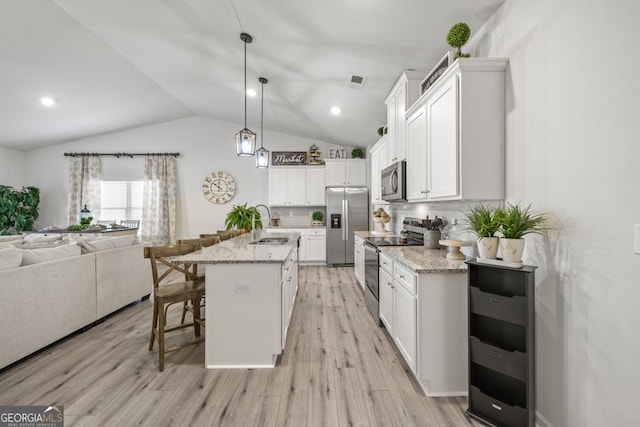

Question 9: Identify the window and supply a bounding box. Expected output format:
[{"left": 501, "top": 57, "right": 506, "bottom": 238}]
[{"left": 100, "top": 181, "right": 143, "bottom": 222}]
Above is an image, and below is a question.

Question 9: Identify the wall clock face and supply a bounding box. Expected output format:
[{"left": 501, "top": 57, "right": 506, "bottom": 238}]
[{"left": 203, "top": 171, "right": 236, "bottom": 204}]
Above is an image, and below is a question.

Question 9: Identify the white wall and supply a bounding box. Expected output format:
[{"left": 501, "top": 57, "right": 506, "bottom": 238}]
[
  {"left": 380, "top": 1, "right": 640, "bottom": 425},
  {"left": 0, "top": 147, "right": 25, "bottom": 187},
  {"left": 473, "top": 1, "right": 639, "bottom": 425},
  {"left": 23, "top": 116, "right": 357, "bottom": 238}
]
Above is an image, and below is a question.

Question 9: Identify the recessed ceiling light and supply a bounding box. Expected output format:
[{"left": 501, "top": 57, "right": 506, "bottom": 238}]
[
  {"left": 40, "top": 97, "right": 56, "bottom": 107},
  {"left": 330, "top": 106, "right": 341, "bottom": 115},
  {"left": 247, "top": 88, "right": 257, "bottom": 97}
]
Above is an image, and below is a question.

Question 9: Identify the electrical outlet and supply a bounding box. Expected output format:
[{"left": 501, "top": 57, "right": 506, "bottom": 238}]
[
  {"left": 634, "top": 224, "right": 640, "bottom": 254},
  {"left": 235, "top": 283, "right": 251, "bottom": 293}
]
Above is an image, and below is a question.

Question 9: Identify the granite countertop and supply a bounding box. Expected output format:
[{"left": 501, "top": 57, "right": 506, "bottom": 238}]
[
  {"left": 264, "top": 226, "right": 325, "bottom": 230},
  {"left": 172, "top": 232, "right": 300, "bottom": 264},
  {"left": 353, "top": 230, "right": 401, "bottom": 238},
  {"left": 379, "top": 246, "right": 468, "bottom": 273}
]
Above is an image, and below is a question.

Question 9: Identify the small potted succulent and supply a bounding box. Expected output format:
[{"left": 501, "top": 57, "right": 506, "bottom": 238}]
[
  {"left": 498, "top": 203, "right": 549, "bottom": 263},
  {"left": 311, "top": 211, "right": 324, "bottom": 226},
  {"left": 463, "top": 204, "right": 502, "bottom": 259}
]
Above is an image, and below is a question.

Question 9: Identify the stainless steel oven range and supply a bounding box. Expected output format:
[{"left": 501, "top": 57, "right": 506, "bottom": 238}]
[{"left": 362, "top": 217, "right": 430, "bottom": 324}]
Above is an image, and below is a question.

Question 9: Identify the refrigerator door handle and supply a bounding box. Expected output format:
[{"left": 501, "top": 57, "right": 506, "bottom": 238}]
[
  {"left": 344, "top": 199, "right": 349, "bottom": 241},
  {"left": 341, "top": 199, "right": 346, "bottom": 240}
]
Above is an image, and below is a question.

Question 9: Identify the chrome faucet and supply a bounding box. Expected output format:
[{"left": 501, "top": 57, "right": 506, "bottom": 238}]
[{"left": 252, "top": 204, "right": 271, "bottom": 240}]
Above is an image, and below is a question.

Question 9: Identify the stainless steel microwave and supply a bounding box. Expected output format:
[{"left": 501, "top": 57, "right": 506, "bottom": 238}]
[{"left": 381, "top": 161, "right": 406, "bottom": 202}]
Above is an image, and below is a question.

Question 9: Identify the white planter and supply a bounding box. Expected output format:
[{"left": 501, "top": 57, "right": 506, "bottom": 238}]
[
  {"left": 477, "top": 237, "right": 499, "bottom": 259},
  {"left": 499, "top": 238, "right": 525, "bottom": 262}
]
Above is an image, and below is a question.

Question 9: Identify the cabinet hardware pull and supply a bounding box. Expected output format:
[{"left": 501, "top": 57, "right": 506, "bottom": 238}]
[
  {"left": 491, "top": 403, "right": 502, "bottom": 411},
  {"left": 490, "top": 350, "right": 503, "bottom": 358},
  {"left": 489, "top": 298, "right": 502, "bottom": 304}
]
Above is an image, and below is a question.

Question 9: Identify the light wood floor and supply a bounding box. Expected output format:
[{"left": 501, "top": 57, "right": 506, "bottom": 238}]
[{"left": 0, "top": 266, "right": 480, "bottom": 427}]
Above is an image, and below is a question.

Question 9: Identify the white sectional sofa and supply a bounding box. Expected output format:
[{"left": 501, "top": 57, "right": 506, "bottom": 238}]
[{"left": 0, "top": 235, "right": 151, "bottom": 370}]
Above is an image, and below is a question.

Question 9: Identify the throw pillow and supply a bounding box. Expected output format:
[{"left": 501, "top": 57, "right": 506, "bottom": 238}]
[
  {"left": 21, "top": 244, "right": 81, "bottom": 266},
  {"left": 0, "top": 235, "right": 23, "bottom": 243},
  {"left": 0, "top": 248, "right": 22, "bottom": 271},
  {"left": 23, "top": 234, "right": 63, "bottom": 244}
]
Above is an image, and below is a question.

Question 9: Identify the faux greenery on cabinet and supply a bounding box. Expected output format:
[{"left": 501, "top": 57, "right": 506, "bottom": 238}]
[{"left": 0, "top": 185, "right": 40, "bottom": 235}]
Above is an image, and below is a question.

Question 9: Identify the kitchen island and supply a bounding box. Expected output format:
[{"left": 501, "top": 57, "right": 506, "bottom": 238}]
[{"left": 173, "top": 232, "right": 300, "bottom": 368}]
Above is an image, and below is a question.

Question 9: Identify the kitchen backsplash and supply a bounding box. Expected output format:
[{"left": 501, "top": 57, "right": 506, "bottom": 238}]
[{"left": 270, "top": 207, "right": 327, "bottom": 228}]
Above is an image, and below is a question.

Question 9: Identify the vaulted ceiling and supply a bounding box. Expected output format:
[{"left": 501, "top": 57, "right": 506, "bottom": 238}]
[{"left": 0, "top": 0, "right": 503, "bottom": 151}]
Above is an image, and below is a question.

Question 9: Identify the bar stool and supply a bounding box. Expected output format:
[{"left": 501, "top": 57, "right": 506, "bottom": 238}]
[
  {"left": 176, "top": 236, "right": 221, "bottom": 323},
  {"left": 144, "top": 243, "right": 205, "bottom": 372}
]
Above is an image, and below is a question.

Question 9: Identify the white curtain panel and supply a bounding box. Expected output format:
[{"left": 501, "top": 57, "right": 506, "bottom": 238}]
[
  {"left": 67, "top": 156, "right": 102, "bottom": 225},
  {"left": 141, "top": 156, "right": 177, "bottom": 245}
]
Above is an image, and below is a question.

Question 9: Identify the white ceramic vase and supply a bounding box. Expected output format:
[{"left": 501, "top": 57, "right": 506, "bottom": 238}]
[
  {"left": 476, "top": 236, "right": 499, "bottom": 259},
  {"left": 499, "top": 238, "right": 525, "bottom": 262}
]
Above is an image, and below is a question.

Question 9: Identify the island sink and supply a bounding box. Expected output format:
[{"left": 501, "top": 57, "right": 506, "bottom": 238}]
[{"left": 250, "top": 237, "right": 289, "bottom": 245}]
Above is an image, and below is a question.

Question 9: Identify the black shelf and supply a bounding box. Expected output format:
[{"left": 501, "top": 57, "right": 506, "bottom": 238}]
[{"left": 465, "top": 259, "right": 536, "bottom": 427}]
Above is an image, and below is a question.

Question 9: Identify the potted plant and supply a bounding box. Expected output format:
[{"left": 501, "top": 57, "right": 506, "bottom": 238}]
[
  {"left": 446, "top": 22, "right": 471, "bottom": 59},
  {"left": 224, "top": 203, "right": 261, "bottom": 232},
  {"left": 377, "top": 127, "right": 385, "bottom": 137},
  {"left": 0, "top": 185, "right": 40, "bottom": 235},
  {"left": 351, "top": 148, "right": 364, "bottom": 159},
  {"left": 498, "top": 203, "right": 549, "bottom": 262},
  {"left": 463, "top": 204, "right": 502, "bottom": 259},
  {"left": 311, "top": 211, "right": 324, "bottom": 226}
]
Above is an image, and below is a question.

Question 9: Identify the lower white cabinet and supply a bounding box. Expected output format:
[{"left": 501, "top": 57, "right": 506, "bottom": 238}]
[
  {"left": 378, "top": 250, "right": 467, "bottom": 396},
  {"left": 281, "top": 246, "right": 298, "bottom": 349},
  {"left": 354, "top": 235, "right": 365, "bottom": 289},
  {"left": 267, "top": 228, "right": 326, "bottom": 263},
  {"left": 379, "top": 253, "right": 417, "bottom": 373}
]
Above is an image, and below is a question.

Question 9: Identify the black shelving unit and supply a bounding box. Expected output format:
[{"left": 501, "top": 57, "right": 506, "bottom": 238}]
[{"left": 465, "top": 260, "right": 536, "bottom": 427}]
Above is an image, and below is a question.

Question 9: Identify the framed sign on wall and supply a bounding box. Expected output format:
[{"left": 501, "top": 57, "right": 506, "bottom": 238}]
[{"left": 272, "top": 151, "right": 307, "bottom": 166}]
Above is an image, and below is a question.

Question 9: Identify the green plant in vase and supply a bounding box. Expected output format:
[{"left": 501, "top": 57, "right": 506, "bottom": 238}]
[
  {"left": 498, "top": 203, "right": 550, "bottom": 263},
  {"left": 463, "top": 204, "right": 502, "bottom": 259},
  {"left": 351, "top": 148, "right": 364, "bottom": 159},
  {"left": 225, "top": 203, "right": 261, "bottom": 232},
  {"left": 312, "top": 211, "right": 324, "bottom": 226},
  {"left": 446, "top": 22, "right": 471, "bottom": 59}
]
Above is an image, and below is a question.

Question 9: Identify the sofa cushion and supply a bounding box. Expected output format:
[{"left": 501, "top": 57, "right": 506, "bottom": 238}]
[
  {"left": 0, "top": 241, "right": 21, "bottom": 249},
  {"left": 21, "top": 244, "right": 81, "bottom": 266},
  {"left": 19, "top": 236, "right": 71, "bottom": 250},
  {"left": 22, "top": 234, "right": 63, "bottom": 244},
  {"left": 76, "top": 235, "right": 137, "bottom": 254},
  {"left": 0, "top": 235, "right": 23, "bottom": 244},
  {"left": 0, "top": 248, "right": 22, "bottom": 270}
]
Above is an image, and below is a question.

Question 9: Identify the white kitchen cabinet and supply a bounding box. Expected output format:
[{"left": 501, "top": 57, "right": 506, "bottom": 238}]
[
  {"left": 392, "top": 262, "right": 417, "bottom": 373},
  {"left": 268, "top": 166, "right": 325, "bottom": 206},
  {"left": 354, "top": 235, "right": 365, "bottom": 289},
  {"left": 405, "top": 58, "right": 508, "bottom": 202},
  {"left": 369, "top": 137, "right": 388, "bottom": 204},
  {"left": 406, "top": 106, "right": 428, "bottom": 200},
  {"left": 304, "top": 229, "right": 326, "bottom": 262},
  {"left": 378, "top": 250, "right": 467, "bottom": 396},
  {"left": 267, "top": 228, "right": 325, "bottom": 264},
  {"left": 378, "top": 253, "right": 394, "bottom": 330},
  {"left": 324, "top": 159, "right": 367, "bottom": 186},
  {"left": 305, "top": 167, "right": 326, "bottom": 205},
  {"left": 385, "top": 71, "right": 426, "bottom": 165},
  {"left": 281, "top": 246, "right": 298, "bottom": 349}
]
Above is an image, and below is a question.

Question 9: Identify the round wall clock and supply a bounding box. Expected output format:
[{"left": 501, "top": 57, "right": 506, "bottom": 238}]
[{"left": 202, "top": 171, "right": 236, "bottom": 204}]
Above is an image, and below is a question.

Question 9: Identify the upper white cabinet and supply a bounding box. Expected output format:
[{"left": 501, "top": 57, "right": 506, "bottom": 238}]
[
  {"left": 369, "top": 136, "right": 388, "bottom": 204},
  {"left": 305, "top": 167, "right": 326, "bottom": 205},
  {"left": 324, "top": 159, "right": 367, "bottom": 186},
  {"left": 405, "top": 58, "right": 508, "bottom": 202},
  {"left": 268, "top": 166, "right": 325, "bottom": 206},
  {"left": 385, "top": 71, "right": 426, "bottom": 167}
]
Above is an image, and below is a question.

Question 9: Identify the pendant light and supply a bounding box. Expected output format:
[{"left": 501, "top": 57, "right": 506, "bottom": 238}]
[
  {"left": 256, "top": 77, "right": 269, "bottom": 168},
  {"left": 235, "top": 32, "right": 256, "bottom": 157}
]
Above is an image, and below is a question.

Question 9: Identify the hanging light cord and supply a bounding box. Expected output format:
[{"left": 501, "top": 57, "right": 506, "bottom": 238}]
[
  {"left": 260, "top": 80, "right": 264, "bottom": 147},
  {"left": 243, "top": 38, "right": 247, "bottom": 129}
]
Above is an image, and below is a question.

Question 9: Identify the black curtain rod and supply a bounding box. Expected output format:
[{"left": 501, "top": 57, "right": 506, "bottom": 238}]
[{"left": 64, "top": 152, "right": 180, "bottom": 158}]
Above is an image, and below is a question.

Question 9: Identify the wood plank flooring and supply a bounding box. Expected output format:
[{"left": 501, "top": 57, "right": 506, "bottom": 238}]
[{"left": 0, "top": 266, "right": 480, "bottom": 427}]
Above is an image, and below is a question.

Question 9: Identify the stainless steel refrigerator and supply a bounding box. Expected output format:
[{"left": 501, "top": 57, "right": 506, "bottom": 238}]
[{"left": 326, "top": 187, "right": 369, "bottom": 265}]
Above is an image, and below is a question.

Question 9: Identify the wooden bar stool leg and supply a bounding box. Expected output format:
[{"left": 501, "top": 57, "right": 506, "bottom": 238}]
[
  {"left": 149, "top": 300, "right": 158, "bottom": 351},
  {"left": 193, "top": 297, "right": 201, "bottom": 337},
  {"left": 158, "top": 300, "right": 166, "bottom": 372}
]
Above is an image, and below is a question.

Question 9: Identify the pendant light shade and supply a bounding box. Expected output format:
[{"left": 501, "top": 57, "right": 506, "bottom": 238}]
[
  {"left": 256, "top": 77, "right": 269, "bottom": 168},
  {"left": 236, "top": 32, "right": 256, "bottom": 157}
]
